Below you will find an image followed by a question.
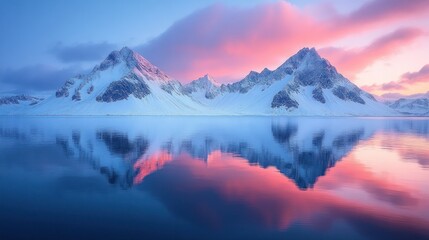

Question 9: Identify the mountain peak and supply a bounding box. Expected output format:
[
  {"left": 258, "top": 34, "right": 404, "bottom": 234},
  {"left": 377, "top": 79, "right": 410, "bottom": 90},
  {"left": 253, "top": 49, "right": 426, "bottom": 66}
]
[
  {"left": 296, "top": 47, "right": 317, "bottom": 56},
  {"left": 119, "top": 46, "right": 133, "bottom": 56},
  {"left": 183, "top": 74, "right": 222, "bottom": 99},
  {"left": 274, "top": 47, "right": 337, "bottom": 78},
  {"left": 194, "top": 74, "right": 220, "bottom": 86},
  {"left": 96, "top": 47, "right": 170, "bottom": 81}
]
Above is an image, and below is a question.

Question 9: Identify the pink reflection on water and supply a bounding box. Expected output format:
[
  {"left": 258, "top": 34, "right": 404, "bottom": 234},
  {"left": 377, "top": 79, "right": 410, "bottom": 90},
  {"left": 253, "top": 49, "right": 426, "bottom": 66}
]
[
  {"left": 133, "top": 151, "right": 172, "bottom": 184},
  {"left": 140, "top": 150, "right": 429, "bottom": 235},
  {"left": 130, "top": 132, "right": 429, "bottom": 237}
]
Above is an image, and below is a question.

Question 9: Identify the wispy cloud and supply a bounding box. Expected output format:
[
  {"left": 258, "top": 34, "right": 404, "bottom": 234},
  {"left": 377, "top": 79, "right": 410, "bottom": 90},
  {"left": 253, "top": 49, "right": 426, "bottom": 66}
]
[
  {"left": 137, "top": 0, "right": 429, "bottom": 82},
  {"left": 0, "top": 65, "right": 82, "bottom": 93},
  {"left": 319, "top": 28, "right": 424, "bottom": 78},
  {"left": 51, "top": 42, "right": 117, "bottom": 63},
  {"left": 362, "top": 64, "right": 429, "bottom": 93},
  {"left": 401, "top": 64, "right": 429, "bottom": 85}
]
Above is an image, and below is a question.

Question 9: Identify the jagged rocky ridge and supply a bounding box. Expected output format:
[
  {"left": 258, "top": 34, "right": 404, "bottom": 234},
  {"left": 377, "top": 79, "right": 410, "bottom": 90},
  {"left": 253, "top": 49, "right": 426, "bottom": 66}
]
[
  {"left": 387, "top": 98, "right": 429, "bottom": 116},
  {"left": 1, "top": 47, "right": 397, "bottom": 115},
  {"left": 182, "top": 74, "right": 221, "bottom": 99},
  {"left": 0, "top": 95, "right": 43, "bottom": 105},
  {"left": 185, "top": 48, "right": 372, "bottom": 107},
  {"left": 184, "top": 47, "right": 391, "bottom": 115},
  {"left": 55, "top": 47, "right": 171, "bottom": 103}
]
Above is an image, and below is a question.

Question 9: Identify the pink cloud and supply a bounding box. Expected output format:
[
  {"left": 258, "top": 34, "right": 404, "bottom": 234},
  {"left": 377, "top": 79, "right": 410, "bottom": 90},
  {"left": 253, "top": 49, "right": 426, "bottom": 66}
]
[
  {"left": 361, "top": 64, "right": 429, "bottom": 93},
  {"left": 337, "top": 0, "right": 429, "bottom": 30},
  {"left": 139, "top": 2, "right": 328, "bottom": 82},
  {"left": 138, "top": 0, "right": 429, "bottom": 82},
  {"left": 361, "top": 81, "right": 405, "bottom": 92},
  {"left": 319, "top": 28, "right": 424, "bottom": 78},
  {"left": 401, "top": 64, "right": 429, "bottom": 84}
]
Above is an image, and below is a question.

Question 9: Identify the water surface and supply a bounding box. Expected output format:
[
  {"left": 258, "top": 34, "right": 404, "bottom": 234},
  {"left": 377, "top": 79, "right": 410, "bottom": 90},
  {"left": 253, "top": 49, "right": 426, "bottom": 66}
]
[{"left": 0, "top": 117, "right": 428, "bottom": 239}]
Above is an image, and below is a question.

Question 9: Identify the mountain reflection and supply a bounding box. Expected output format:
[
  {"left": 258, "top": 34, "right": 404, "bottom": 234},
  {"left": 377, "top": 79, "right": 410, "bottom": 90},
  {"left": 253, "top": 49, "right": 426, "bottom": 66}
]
[
  {"left": 46, "top": 119, "right": 376, "bottom": 189},
  {"left": 1, "top": 117, "right": 427, "bottom": 190},
  {"left": 1, "top": 117, "right": 429, "bottom": 239}
]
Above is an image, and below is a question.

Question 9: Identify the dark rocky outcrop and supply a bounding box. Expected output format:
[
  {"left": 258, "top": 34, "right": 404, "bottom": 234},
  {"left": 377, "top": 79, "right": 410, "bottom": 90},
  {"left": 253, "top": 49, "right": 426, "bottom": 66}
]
[
  {"left": 0, "top": 95, "right": 43, "bottom": 105},
  {"left": 312, "top": 87, "right": 326, "bottom": 103},
  {"left": 271, "top": 90, "right": 299, "bottom": 109},
  {"left": 96, "top": 79, "right": 150, "bottom": 103},
  {"left": 72, "top": 90, "right": 81, "bottom": 101},
  {"left": 333, "top": 86, "right": 365, "bottom": 104},
  {"left": 56, "top": 79, "right": 75, "bottom": 98}
]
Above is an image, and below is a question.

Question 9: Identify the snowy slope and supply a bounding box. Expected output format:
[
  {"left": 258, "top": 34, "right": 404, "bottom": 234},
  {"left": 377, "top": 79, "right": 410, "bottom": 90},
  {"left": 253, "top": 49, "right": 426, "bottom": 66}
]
[
  {"left": 0, "top": 95, "right": 43, "bottom": 106},
  {"left": 0, "top": 95, "right": 44, "bottom": 114},
  {"left": 10, "top": 47, "right": 208, "bottom": 115},
  {"left": 0, "top": 47, "right": 400, "bottom": 116},
  {"left": 186, "top": 48, "right": 397, "bottom": 116},
  {"left": 183, "top": 74, "right": 221, "bottom": 99},
  {"left": 388, "top": 98, "right": 429, "bottom": 116}
]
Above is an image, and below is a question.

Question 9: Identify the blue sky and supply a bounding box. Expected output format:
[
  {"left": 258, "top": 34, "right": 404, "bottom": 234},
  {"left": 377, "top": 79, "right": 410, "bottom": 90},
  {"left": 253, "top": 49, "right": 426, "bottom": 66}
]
[
  {"left": 1, "top": 0, "right": 277, "bottom": 68},
  {"left": 0, "top": 0, "right": 281, "bottom": 95},
  {"left": 1, "top": 0, "right": 428, "bottom": 96}
]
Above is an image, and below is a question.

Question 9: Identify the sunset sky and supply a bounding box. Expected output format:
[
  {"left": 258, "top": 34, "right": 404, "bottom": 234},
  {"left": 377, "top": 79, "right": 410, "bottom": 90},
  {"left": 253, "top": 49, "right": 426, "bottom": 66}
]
[{"left": 1, "top": 0, "right": 428, "bottom": 97}]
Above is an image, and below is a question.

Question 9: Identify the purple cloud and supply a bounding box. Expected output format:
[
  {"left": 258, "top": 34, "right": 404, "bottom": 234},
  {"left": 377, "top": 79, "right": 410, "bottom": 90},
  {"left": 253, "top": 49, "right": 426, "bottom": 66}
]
[
  {"left": 319, "top": 28, "right": 424, "bottom": 78},
  {"left": 51, "top": 42, "right": 117, "bottom": 63},
  {"left": 136, "top": 0, "right": 429, "bottom": 82},
  {"left": 401, "top": 64, "right": 429, "bottom": 84},
  {"left": 0, "top": 65, "right": 82, "bottom": 93}
]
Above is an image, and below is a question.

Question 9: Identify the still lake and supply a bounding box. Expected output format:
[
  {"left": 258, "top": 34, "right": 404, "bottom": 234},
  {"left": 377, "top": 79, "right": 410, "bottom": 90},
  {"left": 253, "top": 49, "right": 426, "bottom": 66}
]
[{"left": 0, "top": 116, "right": 428, "bottom": 240}]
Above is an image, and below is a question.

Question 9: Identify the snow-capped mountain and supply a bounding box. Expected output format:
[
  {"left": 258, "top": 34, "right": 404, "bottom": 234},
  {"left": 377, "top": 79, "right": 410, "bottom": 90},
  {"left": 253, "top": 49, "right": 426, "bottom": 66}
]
[
  {"left": 379, "top": 91, "right": 429, "bottom": 102},
  {"left": 183, "top": 74, "right": 221, "bottom": 99},
  {"left": 0, "top": 47, "right": 399, "bottom": 116},
  {"left": 0, "top": 95, "right": 43, "bottom": 106},
  {"left": 17, "top": 47, "right": 206, "bottom": 115},
  {"left": 388, "top": 98, "right": 429, "bottom": 116},
  {"left": 0, "top": 95, "right": 44, "bottom": 114},
  {"left": 187, "top": 48, "right": 395, "bottom": 115}
]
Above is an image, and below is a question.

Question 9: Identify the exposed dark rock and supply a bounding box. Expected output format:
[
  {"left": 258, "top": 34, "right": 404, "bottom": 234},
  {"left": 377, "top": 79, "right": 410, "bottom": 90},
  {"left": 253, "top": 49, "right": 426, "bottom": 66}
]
[
  {"left": 72, "top": 90, "right": 81, "bottom": 101},
  {"left": 56, "top": 79, "right": 75, "bottom": 98},
  {"left": 292, "top": 51, "right": 338, "bottom": 89},
  {"left": 333, "top": 86, "right": 365, "bottom": 104},
  {"left": 99, "top": 51, "right": 121, "bottom": 71},
  {"left": 260, "top": 68, "right": 272, "bottom": 76},
  {"left": 0, "top": 95, "right": 43, "bottom": 105},
  {"left": 271, "top": 90, "right": 299, "bottom": 109},
  {"left": 96, "top": 79, "right": 150, "bottom": 103},
  {"left": 294, "top": 67, "right": 336, "bottom": 88},
  {"left": 87, "top": 85, "right": 94, "bottom": 94},
  {"left": 205, "top": 91, "right": 217, "bottom": 99},
  {"left": 312, "top": 87, "right": 326, "bottom": 103},
  {"left": 278, "top": 48, "right": 313, "bottom": 70},
  {"left": 160, "top": 83, "right": 177, "bottom": 95}
]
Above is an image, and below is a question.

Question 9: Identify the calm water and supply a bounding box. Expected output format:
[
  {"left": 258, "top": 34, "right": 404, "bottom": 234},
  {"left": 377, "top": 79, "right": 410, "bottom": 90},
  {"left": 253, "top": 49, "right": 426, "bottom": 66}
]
[{"left": 0, "top": 116, "right": 428, "bottom": 240}]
